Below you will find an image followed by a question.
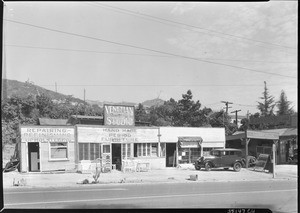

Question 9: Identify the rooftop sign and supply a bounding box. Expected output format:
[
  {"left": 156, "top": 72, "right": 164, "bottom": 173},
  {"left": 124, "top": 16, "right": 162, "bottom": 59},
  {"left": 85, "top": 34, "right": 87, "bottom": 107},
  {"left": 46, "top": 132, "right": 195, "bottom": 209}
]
[{"left": 104, "top": 104, "right": 135, "bottom": 126}]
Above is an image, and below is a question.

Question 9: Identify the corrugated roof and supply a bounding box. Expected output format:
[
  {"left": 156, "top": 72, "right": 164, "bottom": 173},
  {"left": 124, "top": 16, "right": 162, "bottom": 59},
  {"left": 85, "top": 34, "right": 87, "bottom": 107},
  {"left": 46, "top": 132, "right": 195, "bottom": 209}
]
[{"left": 38, "top": 118, "right": 68, "bottom": 125}]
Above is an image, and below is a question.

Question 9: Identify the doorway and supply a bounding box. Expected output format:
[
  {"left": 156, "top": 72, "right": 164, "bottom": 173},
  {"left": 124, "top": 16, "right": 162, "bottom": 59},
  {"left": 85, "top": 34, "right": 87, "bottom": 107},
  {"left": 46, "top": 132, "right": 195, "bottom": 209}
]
[
  {"left": 166, "top": 143, "right": 177, "bottom": 167},
  {"left": 112, "top": 144, "right": 122, "bottom": 170},
  {"left": 28, "top": 142, "right": 40, "bottom": 172}
]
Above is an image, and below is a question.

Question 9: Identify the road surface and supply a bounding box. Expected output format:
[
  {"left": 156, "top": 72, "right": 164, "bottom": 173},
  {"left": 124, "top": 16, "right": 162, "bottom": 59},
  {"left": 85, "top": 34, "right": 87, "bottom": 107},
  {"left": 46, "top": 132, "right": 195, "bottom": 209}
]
[{"left": 3, "top": 180, "right": 297, "bottom": 212}]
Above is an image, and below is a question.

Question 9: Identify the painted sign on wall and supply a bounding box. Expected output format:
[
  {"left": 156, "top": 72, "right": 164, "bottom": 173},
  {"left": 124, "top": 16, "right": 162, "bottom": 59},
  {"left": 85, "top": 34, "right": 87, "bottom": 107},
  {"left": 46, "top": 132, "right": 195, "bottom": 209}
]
[
  {"left": 104, "top": 104, "right": 135, "bottom": 126},
  {"left": 77, "top": 126, "right": 159, "bottom": 143},
  {"left": 21, "top": 127, "right": 75, "bottom": 143}
]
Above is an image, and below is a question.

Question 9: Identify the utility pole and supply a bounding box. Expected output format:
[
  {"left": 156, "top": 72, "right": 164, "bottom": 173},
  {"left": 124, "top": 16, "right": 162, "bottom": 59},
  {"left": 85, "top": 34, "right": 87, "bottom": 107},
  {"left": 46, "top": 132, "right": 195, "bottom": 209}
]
[
  {"left": 84, "top": 88, "right": 86, "bottom": 103},
  {"left": 221, "top": 101, "right": 233, "bottom": 114},
  {"left": 55, "top": 82, "right": 57, "bottom": 93},
  {"left": 222, "top": 106, "right": 232, "bottom": 127},
  {"left": 231, "top": 109, "right": 241, "bottom": 125}
]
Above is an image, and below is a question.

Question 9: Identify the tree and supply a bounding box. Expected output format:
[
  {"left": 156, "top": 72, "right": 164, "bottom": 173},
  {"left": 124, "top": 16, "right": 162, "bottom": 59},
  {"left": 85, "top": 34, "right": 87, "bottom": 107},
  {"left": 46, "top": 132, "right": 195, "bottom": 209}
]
[
  {"left": 135, "top": 103, "right": 150, "bottom": 122},
  {"left": 276, "top": 90, "right": 294, "bottom": 115},
  {"left": 175, "top": 90, "right": 203, "bottom": 127},
  {"left": 257, "top": 81, "right": 276, "bottom": 116}
]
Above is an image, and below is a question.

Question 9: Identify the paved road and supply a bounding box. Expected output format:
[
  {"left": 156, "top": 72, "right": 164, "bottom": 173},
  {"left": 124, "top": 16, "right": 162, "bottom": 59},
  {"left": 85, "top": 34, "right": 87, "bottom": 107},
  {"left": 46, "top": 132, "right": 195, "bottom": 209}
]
[{"left": 3, "top": 180, "right": 297, "bottom": 212}]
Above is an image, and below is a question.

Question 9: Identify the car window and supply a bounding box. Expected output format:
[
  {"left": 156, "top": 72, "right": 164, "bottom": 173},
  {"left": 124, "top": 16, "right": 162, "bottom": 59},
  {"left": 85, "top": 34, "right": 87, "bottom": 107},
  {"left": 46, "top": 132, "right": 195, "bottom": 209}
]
[{"left": 211, "top": 150, "right": 220, "bottom": 156}]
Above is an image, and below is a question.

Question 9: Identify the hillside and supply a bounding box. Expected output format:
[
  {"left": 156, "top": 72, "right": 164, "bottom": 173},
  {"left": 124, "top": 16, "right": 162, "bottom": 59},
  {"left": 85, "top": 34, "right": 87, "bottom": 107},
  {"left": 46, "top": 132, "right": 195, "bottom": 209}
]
[
  {"left": 2, "top": 79, "right": 85, "bottom": 104},
  {"left": 2, "top": 79, "right": 165, "bottom": 108},
  {"left": 142, "top": 98, "right": 165, "bottom": 107}
]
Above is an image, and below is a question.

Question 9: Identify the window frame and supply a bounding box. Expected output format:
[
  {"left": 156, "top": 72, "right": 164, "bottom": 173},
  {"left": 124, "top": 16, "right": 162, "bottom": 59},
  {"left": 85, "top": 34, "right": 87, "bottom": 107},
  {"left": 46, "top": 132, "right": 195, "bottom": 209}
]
[
  {"left": 49, "top": 142, "right": 69, "bottom": 161},
  {"left": 135, "top": 143, "right": 158, "bottom": 157}
]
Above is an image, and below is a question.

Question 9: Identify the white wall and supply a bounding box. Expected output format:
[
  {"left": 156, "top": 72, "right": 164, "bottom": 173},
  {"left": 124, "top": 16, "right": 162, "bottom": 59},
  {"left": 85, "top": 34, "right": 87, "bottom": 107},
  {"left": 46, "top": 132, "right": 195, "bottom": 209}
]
[{"left": 159, "top": 127, "right": 225, "bottom": 148}]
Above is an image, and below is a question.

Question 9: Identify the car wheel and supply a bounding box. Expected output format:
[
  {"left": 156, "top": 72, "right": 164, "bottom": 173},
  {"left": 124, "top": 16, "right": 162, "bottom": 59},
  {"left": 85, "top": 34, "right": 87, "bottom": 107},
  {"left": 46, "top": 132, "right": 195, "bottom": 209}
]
[
  {"left": 233, "top": 162, "right": 242, "bottom": 172},
  {"left": 205, "top": 162, "right": 212, "bottom": 171},
  {"left": 195, "top": 165, "right": 201, "bottom": 170}
]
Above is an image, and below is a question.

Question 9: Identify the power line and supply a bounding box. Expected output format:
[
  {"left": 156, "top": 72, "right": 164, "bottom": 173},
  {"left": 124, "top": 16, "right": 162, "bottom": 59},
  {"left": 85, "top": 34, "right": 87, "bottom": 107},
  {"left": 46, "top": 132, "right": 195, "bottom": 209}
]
[
  {"left": 4, "top": 19, "right": 297, "bottom": 79},
  {"left": 37, "top": 83, "right": 293, "bottom": 87},
  {"left": 90, "top": 2, "right": 297, "bottom": 52},
  {"left": 5, "top": 44, "right": 297, "bottom": 64}
]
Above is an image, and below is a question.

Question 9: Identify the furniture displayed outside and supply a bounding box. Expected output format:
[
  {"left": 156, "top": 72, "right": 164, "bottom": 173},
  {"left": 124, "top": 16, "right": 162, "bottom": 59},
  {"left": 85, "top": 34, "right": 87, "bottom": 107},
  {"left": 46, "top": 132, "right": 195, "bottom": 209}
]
[{"left": 121, "top": 159, "right": 151, "bottom": 172}]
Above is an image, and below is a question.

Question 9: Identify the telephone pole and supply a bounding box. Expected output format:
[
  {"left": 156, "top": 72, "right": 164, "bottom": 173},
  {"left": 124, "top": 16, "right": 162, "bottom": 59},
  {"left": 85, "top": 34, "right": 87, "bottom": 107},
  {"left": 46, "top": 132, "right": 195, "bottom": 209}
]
[
  {"left": 231, "top": 109, "right": 241, "bottom": 125},
  {"left": 222, "top": 106, "right": 232, "bottom": 127},
  {"left": 55, "top": 82, "right": 57, "bottom": 93},
  {"left": 221, "top": 101, "right": 233, "bottom": 114}
]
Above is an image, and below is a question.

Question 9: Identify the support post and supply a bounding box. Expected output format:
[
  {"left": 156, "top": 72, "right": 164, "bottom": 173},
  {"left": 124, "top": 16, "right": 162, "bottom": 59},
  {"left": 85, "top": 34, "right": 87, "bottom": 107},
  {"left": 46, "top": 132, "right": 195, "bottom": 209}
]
[
  {"left": 245, "top": 138, "right": 250, "bottom": 168},
  {"left": 272, "top": 140, "right": 278, "bottom": 178}
]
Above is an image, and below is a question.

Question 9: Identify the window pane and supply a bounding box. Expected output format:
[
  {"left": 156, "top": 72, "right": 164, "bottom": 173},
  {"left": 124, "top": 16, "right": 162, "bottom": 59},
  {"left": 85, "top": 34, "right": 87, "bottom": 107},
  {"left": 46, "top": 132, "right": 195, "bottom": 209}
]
[
  {"left": 83, "top": 143, "right": 89, "bottom": 160},
  {"left": 137, "top": 144, "right": 141, "bottom": 156},
  {"left": 147, "top": 143, "right": 150, "bottom": 156},
  {"left": 90, "top": 143, "right": 95, "bottom": 160},
  {"left": 122, "top": 144, "right": 126, "bottom": 159},
  {"left": 96, "top": 143, "right": 101, "bottom": 159},
  {"left": 79, "top": 143, "right": 84, "bottom": 160},
  {"left": 151, "top": 143, "right": 158, "bottom": 156},
  {"left": 103, "top": 145, "right": 110, "bottom": 153},
  {"left": 127, "top": 144, "right": 131, "bottom": 158},
  {"left": 51, "top": 147, "right": 67, "bottom": 159},
  {"left": 142, "top": 144, "right": 146, "bottom": 156}
]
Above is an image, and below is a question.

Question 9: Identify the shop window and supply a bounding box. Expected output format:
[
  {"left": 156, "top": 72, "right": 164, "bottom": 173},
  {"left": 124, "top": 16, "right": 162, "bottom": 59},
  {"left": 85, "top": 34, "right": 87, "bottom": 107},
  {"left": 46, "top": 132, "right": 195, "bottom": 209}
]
[
  {"left": 78, "top": 143, "right": 101, "bottom": 160},
  {"left": 50, "top": 142, "right": 68, "bottom": 160},
  {"left": 151, "top": 144, "right": 158, "bottom": 157},
  {"left": 135, "top": 143, "right": 158, "bottom": 157},
  {"left": 122, "top": 143, "right": 132, "bottom": 159},
  {"left": 103, "top": 145, "right": 110, "bottom": 153},
  {"left": 178, "top": 147, "right": 201, "bottom": 164}
]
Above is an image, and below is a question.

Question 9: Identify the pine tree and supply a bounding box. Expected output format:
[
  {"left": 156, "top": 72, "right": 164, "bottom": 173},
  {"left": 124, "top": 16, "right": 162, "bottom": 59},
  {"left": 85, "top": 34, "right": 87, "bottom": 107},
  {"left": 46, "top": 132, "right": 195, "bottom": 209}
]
[
  {"left": 277, "top": 90, "right": 294, "bottom": 115},
  {"left": 257, "top": 81, "right": 276, "bottom": 116}
]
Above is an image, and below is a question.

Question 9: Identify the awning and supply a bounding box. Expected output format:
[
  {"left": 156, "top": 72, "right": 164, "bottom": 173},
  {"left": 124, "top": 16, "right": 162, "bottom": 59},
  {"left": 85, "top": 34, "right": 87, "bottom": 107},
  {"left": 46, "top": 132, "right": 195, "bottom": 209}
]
[{"left": 178, "top": 137, "right": 203, "bottom": 148}]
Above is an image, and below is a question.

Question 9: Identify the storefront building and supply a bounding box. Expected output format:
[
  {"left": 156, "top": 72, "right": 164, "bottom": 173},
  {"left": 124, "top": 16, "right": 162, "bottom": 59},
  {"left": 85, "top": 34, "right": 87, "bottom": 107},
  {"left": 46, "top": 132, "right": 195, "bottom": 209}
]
[
  {"left": 18, "top": 104, "right": 226, "bottom": 172},
  {"left": 19, "top": 126, "right": 76, "bottom": 172}
]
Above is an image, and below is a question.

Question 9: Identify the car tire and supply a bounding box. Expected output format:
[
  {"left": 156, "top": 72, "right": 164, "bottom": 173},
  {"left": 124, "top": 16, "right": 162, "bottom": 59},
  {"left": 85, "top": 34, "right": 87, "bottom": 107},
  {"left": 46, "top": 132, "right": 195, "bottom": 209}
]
[
  {"left": 195, "top": 165, "right": 201, "bottom": 170},
  {"left": 205, "top": 162, "right": 212, "bottom": 171},
  {"left": 233, "top": 162, "right": 242, "bottom": 172}
]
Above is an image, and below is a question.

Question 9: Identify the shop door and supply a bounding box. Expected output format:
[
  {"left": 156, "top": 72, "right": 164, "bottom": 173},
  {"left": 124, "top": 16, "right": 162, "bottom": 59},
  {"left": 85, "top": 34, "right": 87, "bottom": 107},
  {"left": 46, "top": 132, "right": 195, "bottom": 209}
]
[
  {"left": 166, "top": 143, "right": 177, "bottom": 167},
  {"left": 28, "top": 142, "right": 40, "bottom": 172},
  {"left": 112, "top": 144, "right": 121, "bottom": 170}
]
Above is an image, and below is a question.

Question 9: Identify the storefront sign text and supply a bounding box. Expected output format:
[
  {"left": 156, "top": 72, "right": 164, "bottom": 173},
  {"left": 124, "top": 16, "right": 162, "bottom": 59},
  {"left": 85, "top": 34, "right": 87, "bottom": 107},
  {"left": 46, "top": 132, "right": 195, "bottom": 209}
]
[
  {"left": 21, "top": 127, "right": 75, "bottom": 143},
  {"left": 104, "top": 104, "right": 135, "bottom": 126}
]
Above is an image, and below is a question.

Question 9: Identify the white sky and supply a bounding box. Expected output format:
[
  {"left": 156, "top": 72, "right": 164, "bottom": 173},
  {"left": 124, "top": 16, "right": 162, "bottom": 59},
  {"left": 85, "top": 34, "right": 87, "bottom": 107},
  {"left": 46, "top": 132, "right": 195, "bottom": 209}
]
[{"left": 2, "top": 1, "right": 298, "bottom": 115}]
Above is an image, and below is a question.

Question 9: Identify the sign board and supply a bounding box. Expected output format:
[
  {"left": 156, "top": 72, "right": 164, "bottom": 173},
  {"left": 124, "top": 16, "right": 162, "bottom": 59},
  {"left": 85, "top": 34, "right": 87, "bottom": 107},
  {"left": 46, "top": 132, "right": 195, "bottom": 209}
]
[
  {"left": 253, "top": 154, "right": 271, "bottom": 171},
  {"left": 77, "top": 126, "right": 159, "bottom": 143},
  {"left": 104, "top": 104, "right": 135, "bottom": 126},
  {"left": 21, "top": 127, "right": 75, "bottom": 143}
]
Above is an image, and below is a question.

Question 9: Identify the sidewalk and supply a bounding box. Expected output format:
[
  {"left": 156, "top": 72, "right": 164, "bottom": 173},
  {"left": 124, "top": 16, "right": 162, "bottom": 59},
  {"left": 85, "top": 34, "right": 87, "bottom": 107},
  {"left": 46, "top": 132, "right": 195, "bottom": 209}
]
[{"left": 3, "top": 165, "right": 298, "bottom": 189}]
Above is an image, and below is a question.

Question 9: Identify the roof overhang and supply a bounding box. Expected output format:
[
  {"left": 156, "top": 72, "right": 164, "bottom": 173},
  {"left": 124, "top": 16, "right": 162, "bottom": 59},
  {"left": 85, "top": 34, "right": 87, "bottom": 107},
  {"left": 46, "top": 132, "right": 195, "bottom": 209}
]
[
  {"left": 178, "top": 137, "right": 203, "bottom": 148},
  {"left": 226, "top": 130, "right": 279, "bottom": 141}
]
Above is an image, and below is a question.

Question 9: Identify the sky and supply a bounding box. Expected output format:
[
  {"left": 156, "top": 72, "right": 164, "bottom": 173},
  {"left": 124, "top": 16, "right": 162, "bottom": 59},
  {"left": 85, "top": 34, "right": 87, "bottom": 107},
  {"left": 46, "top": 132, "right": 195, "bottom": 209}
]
[{"left": 2, "top": 1, "right": 298, "bottom": 116}]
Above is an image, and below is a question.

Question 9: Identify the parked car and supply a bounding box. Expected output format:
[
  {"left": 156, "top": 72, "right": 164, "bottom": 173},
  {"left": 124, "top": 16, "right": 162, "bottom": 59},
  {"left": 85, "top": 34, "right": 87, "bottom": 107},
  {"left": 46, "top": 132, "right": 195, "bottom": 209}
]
[
  {"left": 288, "top": 148, "right": 298, "bottom": 164},
  {"left": 242, "top": 155, "right": 257, "bottom": 168},
  {"left": 194, "top": 148, "right": 245, "bottom": 172}
]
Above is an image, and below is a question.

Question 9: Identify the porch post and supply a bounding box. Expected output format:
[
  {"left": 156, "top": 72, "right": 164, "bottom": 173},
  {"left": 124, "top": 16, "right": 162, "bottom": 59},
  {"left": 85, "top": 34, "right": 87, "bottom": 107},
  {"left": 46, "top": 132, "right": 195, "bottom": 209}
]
[
  {"left": 272, "top": 140, "right": 278, "bottom": 178},
  {"left": 245, "top": 138, "right": 251, "bottom": 168}
]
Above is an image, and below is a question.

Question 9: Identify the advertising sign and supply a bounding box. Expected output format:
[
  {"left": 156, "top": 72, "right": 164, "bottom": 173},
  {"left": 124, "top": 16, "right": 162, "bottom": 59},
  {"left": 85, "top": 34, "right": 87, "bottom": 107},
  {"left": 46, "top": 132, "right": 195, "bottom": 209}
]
[
  {"left": 21, "top": 127, "right": 75, "bottom": 143},
  {"left": 77, "top": 126, "right": 159, "bottom": 143},
  {"left": 104, "top": 104, "right": 135, "bottom": 126}
]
